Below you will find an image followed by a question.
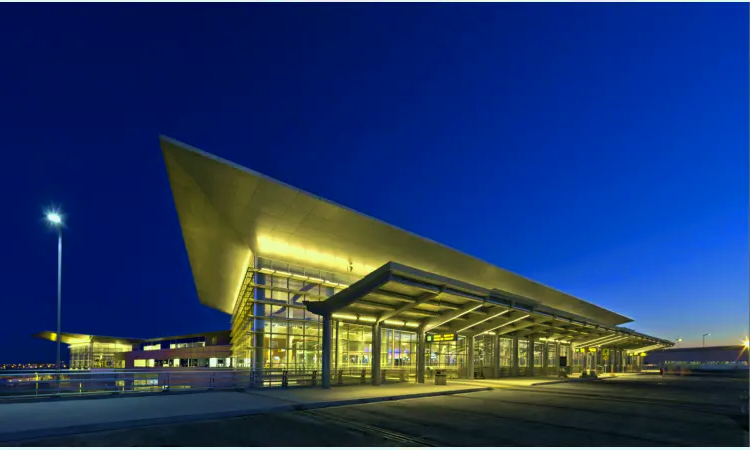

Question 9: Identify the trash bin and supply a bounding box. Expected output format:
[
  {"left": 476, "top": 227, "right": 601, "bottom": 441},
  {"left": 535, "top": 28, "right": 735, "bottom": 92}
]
[{"left": 435, "top": 370, "right": 447, "bottom": 386}]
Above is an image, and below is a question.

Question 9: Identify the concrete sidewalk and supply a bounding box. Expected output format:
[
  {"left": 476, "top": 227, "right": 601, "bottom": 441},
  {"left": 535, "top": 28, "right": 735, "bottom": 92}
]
[
  {"left": 452, "top": 373, "right": 646, "bottom": 388},
  {"left": 0, "top": 383, "right": 490, "bottom": 443},
  {"left": 453, "top": 377, "right": 567, "bottom": 388}
]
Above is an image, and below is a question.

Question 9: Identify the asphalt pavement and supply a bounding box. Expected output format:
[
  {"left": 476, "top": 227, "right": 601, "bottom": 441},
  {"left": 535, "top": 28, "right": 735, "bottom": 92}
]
[{"left": 6, "top": 375, "right": 749, "bottom": 447}]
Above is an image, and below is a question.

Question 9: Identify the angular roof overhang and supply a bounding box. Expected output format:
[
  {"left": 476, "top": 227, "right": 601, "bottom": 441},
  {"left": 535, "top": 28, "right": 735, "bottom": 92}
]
[
  {"left": 33, "top": 331, "right": 143, "bottom": 345},
  {"left": 303, "top": 262, "right": 673, "bottom": 350},
  {"left": 161, "top": 136, "right": 633, "bottom": 326}
]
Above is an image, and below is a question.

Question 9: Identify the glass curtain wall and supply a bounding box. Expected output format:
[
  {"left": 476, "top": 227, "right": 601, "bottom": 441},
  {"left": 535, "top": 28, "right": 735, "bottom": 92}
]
[
  {"left": 533, "top": 342, "right": 544, "bottom": 368},
  {"left": 231, "top": 258, "right": 358, "bottom": 372},
  {"left": 560, "top": 344, "right": 570, "bottom": 373},
  {"left": 69, "top": 342, "right": 131, "bottom": 370},
  {"left": 69, "top": 343, "right": 92, "bottom": 370},
  {"left": 547, "top": 342, "right": 558, "bottom": 374},
  {"left": 426, "top": 336, "right": 467, "bottom": 379},
  {"left": 498, "top": 337, "right": 513, "bottom": 376},
  {"left": 380, "top": 328, "right": 417, "bottom": 376},
  {"left": 229, "top": 258, "right": 480, "bottom": 380},
  {"left": 518, "top": 339, "right": 528, "bottom": 375},
  {"left": 474, "top": 334, "right": 494, "bottom": 378},
  {"left": 336, "top": 322, "right": 373, "bottom": 371},
  {"left": 572, "top": 349, "right": 584, "bottom": 373}
]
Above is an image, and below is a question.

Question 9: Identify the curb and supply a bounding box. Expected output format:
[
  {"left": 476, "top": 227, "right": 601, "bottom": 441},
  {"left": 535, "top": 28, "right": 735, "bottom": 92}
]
[
  {"left": 0, "top": 387, "right": 492, "bottom": 444},
  {"left": 530, "top": 378, "right": 608, "bottom": 386}
]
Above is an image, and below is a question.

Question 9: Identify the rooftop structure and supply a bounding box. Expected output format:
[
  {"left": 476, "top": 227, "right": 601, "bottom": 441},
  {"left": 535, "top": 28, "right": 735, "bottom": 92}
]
[{"left": 157, "top": 136, "right": 671, "bottom": 387}]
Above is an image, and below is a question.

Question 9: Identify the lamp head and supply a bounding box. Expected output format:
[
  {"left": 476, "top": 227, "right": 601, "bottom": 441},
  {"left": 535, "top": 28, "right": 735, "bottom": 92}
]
[
  {"left": 46, "top": 213, "right": 62, "bottom": 224},
  {"left": 45, "top": 209, "right": 64, "bottom": 227}
]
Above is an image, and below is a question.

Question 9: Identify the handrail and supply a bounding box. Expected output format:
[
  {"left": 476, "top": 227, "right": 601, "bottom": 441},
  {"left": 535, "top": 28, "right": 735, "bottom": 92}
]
[{"left": 0, "top": 366, "right": 418, "bottom": 401}]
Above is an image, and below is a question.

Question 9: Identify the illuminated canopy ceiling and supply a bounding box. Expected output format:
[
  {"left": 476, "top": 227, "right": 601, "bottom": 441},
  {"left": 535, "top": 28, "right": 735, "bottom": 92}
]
[
  {"left": 161, "top": 136, "right": 633, "bottom": 326},
  {"left": 304, "top": 262, "right": 671, "bottom": 349}
]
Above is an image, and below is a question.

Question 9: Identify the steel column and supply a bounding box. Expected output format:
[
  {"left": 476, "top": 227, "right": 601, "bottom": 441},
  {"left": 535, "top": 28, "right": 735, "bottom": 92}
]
[
  {"left": 528, "top": 337, "right": 535, "bottom": 376},
  {"left": 467, "top": 336, "right": 475, "bottom": 380},
  {"left": 322, "top": 314, "right": 332, "bottom": 389},
  {"left": 493, "top": 333, "right": 501, "bottom": 378},
  {"left": 372, "top": 322, "right": 381, "bottom": 385},
  {"left": 416, "top": 328, "right": 426, "bottom": 383}
]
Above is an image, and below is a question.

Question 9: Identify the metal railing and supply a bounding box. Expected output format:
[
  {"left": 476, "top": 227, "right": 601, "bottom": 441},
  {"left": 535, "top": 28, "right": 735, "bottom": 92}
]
[
  {"left": 0, "top": 367, "right": 417, "bottom": 401},
  {"left": 247, "top": 367, "right": 414, "bottom": 388},
  {"left": 0, "top": 369, "right": 245, "bottom": 402}
]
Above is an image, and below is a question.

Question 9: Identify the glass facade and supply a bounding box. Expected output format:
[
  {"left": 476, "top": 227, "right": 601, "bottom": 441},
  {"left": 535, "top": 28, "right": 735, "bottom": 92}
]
[
  {"left": 533, "top": 342, "right": 544, "bottom": 367},
  {"left": 518, "top": 339, "right": 528, "bottom": 367},
  {"left": 499, "top": 338, "right": 513, "bottom": 367},
  {"left": 426, "top": 336, "right": 467, "bottom": 378},
  {"left": 226, "top": 257, "right": 585, "bottom": 381},
  {"left": 132, "top": 357, "right": 231, "bottom": 368},
  {"left": 69, "top": 342, "right": 131, "bottom": 370},
  {"left": 231, "top": 258, "right": 356, "bottom": 372},
  {"left": 337, "top": 322, "right": 373, "bottom": 369}
]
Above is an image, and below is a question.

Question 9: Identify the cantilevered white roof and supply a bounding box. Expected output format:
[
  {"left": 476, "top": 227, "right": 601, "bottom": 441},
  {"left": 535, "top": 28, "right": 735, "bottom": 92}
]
[{"left": 160, "top": 136, "right": 633, "bottom": 326}]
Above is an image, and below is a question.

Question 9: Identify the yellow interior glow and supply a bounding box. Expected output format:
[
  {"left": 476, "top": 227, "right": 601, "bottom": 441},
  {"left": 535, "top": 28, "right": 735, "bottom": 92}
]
[
  {"left": 332, "top": 313, "right": 358, "bottom": 321},
  {"left": 256, "top": 236, "right": 377, "bottom": 277}
]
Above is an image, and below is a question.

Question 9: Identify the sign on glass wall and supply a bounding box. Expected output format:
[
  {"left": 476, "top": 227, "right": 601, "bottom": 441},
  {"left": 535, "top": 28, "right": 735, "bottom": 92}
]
[{"left": 427, "top": 333, "right": 458, "bottom": 342}]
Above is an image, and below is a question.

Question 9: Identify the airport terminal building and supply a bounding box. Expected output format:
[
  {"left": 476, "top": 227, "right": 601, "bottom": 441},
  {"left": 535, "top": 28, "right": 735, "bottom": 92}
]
[
  {"left": 39, "top": 137, "right": 673, "bottom": 387},
  {"left": 34, "top": 331, "right": 232, "bottom": 370},
  {"left": 157, "top": 137, "right": 672, "bottom": 387}
]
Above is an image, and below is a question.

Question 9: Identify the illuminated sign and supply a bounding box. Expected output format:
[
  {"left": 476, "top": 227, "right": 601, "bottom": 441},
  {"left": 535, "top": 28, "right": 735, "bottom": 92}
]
[
  {"left": 575, "top": 347, "right": 598, "bottom": 353},
  {"left": 427, "top": 333, "right": 457, "bottom": 343}
]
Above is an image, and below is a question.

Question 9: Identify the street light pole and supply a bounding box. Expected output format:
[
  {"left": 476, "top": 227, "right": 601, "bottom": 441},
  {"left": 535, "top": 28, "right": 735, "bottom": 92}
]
[
  {"left": 702, "top": 333, "right": 710, "bottom": 348},
  {"left": 56, "top": 226, "right": 62, "bottom": 374},
  {"left": 46, "top": 211, "right": 63, "bottom": 391}
]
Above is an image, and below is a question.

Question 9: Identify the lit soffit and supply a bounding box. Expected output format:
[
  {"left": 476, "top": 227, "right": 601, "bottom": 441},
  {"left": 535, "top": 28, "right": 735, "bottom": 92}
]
[{"left": 160, "top": 135, "right": 633, "bottom": 326}]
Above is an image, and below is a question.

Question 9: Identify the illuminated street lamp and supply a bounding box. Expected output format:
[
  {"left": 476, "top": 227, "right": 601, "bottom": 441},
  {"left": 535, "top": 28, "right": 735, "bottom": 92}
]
[
  {"left": 702, "top": 333, "right": 710, "bottom": 348},
  {"left": 45, "top": 210, "right": 63, "bottom": 381},
  {"left": 675, "top": 337, "right": 683, "bottom": 348}
]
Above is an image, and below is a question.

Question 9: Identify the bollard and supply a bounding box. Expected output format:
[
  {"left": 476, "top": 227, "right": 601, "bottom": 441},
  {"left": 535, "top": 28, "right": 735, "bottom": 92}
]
[
  {"left": 360, "top": 369, "right": 366, "bottom": 384},
  {"left": 311, "top": 370, "right": 317, "bottom": 387},
  {"left": 382, "top": 370, "right": 388, "bottom": 384},
  {"left": 282, "top": 370, "right": 289, "bottom": 388},
  {"left": 399, "top": 370, "right": 406, "bottom": 382},
  {"left": 337, "top": 370, "right": 344, "bottom": 385}
]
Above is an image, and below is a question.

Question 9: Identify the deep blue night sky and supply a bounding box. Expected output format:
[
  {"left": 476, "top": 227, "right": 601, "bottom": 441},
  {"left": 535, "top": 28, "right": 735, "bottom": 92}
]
[{"left": 1, "top": 3, "right": 747, "bottom": 363}]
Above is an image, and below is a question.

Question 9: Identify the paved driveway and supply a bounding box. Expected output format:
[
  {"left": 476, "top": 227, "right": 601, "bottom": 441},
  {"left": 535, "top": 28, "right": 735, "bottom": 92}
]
[{"left": 6, "top": 375, "right": 748, "bottom": 447}]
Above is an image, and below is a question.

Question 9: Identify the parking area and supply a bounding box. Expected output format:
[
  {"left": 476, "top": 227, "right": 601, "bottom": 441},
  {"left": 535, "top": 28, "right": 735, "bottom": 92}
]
[{"left": 5, "top": 375, "right": 747, "bottom": 447}]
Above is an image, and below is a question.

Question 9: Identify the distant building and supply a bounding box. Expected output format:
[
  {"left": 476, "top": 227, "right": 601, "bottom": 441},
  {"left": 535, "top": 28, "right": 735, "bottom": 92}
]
[
  {"left": 644, "top": 345, "right": 749, "bottom": 368},
  {"left": 34, "top": 330, "right": 231, "bottom": 370}
]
